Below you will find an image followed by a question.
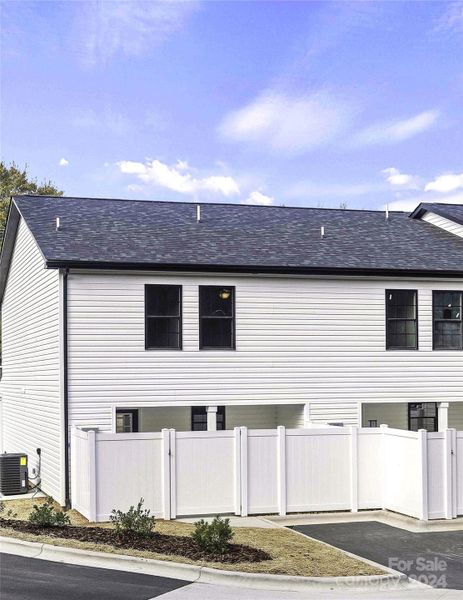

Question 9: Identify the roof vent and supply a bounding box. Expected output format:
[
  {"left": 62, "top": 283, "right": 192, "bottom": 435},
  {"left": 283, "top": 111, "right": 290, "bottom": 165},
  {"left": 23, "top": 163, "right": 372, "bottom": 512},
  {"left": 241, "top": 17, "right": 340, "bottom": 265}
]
[
  {"left": 196, "top": 205, "right": 201, "bottom": 223},
  {"left": 56, "top": 217, "right": 61, "bottom": 231},
  {"left": 320, "top": 226, "right": 325, "bottom": 239},
  {"left": 385, "top": 205, "right": 389, "bottom": 221}
]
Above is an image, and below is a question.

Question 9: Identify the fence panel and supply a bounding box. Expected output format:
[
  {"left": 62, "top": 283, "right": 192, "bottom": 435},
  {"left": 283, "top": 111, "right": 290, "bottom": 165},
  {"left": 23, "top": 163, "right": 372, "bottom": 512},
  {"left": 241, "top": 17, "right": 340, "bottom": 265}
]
[
  {"left": 426, "top": 432, "right": 446, "bottom": 519},
  {"left": 286, "top": 428, "right": 352, "bottom": 513},
  {"left": 246, "top": 429, "right": 279, "bottom": 514},
  {"left": 70, "top": 427, "right": 93, "bottom": 520},
  {"left": 172, "top": 430, "right": 237, "bottom": 516},
  {"left": 95, "top": 432, "right": 164, "bottom": 521},
  {"left": 357, "top": 429, "right": 383, "bottom": 510},
  {"left": 457, "top": 432, "right": 463, "bottom": 516},
  {"left": 381, "top": 429, "right": 423, "bottom": 519}
]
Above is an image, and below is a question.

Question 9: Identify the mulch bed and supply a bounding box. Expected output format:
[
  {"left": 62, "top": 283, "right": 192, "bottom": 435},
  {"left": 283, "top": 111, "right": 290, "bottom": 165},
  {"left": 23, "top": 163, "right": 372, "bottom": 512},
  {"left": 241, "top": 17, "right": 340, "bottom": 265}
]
[{"left": 0, "top": 518, "right": 271, "bottom": 564}]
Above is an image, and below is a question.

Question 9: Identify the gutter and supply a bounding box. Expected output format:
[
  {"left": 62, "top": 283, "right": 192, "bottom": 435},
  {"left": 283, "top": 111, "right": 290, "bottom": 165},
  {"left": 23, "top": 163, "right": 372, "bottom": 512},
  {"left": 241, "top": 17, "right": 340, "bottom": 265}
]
[
  {"left": 46, "top": 260, "right": 463, "bottom": 279},
  {"left": 62, "top": 268, "right": 70, "bottom": 508}
]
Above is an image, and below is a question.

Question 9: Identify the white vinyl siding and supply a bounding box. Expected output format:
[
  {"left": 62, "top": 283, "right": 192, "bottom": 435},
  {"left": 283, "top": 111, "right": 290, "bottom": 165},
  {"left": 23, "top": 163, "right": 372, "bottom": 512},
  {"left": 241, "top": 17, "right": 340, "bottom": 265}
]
[
  {"left": 362, "top": 403, "right": 409, "bottom": 429},
  {"left": 422, "top": 212, "right": 463, "bottom": 239},
  {"left": 67, "top": 273, "right": 463, "bottom": 431},
  {"left": 139, "top": 407, "right": 190, "bottom": 432},
  {"left": 0, "top": 219, "right": 63, "bottom": 502},
  {"left": 137, "top": 404, "right": 305, "bottom": 432},
  {"left": 449, "top": 402, "right": 463, "bottom": 430}
]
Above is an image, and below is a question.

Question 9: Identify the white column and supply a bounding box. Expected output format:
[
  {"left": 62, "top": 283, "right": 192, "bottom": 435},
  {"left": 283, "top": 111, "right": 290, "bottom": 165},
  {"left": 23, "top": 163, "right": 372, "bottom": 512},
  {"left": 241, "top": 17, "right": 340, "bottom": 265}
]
[
  {"left": 350, "top": 426, "right": 358, "bottom": 513},
  {"left": 277, "top": 426, "right": 286, "bottom": 516},
  {"left": 303, "top": 403, "right": 311, "bottom": 427},
  {"left": 206, "top": 406, "right": 218, "bottom": 431},
  {"left": 418, "top": 429, "right": 429, "bottom": 521},
  {"left": 438, "top": 402, "right": 449, "bottom": 431},
  {"left": 161, "top": 429, "right": 171, "bottom": 520}
]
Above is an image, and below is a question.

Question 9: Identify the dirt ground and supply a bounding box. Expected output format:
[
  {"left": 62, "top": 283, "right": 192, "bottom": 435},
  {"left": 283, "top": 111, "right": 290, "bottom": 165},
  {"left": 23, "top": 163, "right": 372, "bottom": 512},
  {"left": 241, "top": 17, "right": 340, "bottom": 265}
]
[{"left": 0, "top": 497, "right": 384, "bottom": 577}]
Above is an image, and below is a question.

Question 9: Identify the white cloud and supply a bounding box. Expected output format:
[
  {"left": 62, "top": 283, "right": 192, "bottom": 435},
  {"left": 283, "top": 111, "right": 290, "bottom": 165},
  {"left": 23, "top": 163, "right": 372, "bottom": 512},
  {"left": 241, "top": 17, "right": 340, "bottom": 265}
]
[
  {"left": 424, "top": 172, "right": 463, "bottom": 193},
  {"left": 59, "top": 158, "right": 69, "bottom": 167},
  {"left": 386, "top": 192, "right": 463, "bottom": 212},
  {"left": 72, "top": 108, "right": 131, "bottom": 136},
  {"left": 117, "top": 159, "right": 240, "bottom": 197},
  {"left": 434, "top": 1, "right": 463, "bottom": 34},
  {"left": 285, "top": 181, "right": 384, "bottom": 199},
  {"left": 218, "top": 90, "right": 355, "bottom": 154},
  {"left": 176, "top": 160, "right": 190, "bottom": 172},
  {"left": 240, "top": 191, "right": 274, "bottom": 206},
  {"left": 77, "top": 1, "right": 199, "bottom": 67},
  {"left": 352, "top": 110, "right": 440, "bottom": 147},
  {"left": 381, "top": 167, "right": 420, "bottom": 190}
]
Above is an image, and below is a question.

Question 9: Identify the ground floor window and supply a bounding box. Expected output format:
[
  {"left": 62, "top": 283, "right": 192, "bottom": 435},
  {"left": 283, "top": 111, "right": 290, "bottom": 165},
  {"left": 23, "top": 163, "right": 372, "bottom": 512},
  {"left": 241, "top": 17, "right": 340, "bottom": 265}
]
[
  {"left": 408, "top": 403, "right": 438, "bottom": 432},
  {"left": 116, "top": 409, "right": 139, "bottom": 433},
  {"left": 191, "top": 406, "right": 226, "bottom": 431}
]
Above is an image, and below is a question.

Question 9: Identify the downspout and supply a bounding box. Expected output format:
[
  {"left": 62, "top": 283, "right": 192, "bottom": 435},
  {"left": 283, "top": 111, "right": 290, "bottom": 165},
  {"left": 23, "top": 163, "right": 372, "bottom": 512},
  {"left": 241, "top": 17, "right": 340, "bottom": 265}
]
[{"left": 62, "top": 268, "right": 70, "bottom": 508}]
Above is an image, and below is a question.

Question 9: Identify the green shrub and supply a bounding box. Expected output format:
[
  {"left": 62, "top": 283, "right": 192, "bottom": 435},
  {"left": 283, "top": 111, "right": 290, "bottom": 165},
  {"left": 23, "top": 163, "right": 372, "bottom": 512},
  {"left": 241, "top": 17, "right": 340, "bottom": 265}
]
[
  {"left": 110, "top": 498, "right": 155, "bottom": 537},
  {"left": 28, "top": 497, "right": 70, "bottom": 527},
  {"left": 0, "top": 500, "right": 17, "bottom": 519},
  {"left": 192, "top": 516, "right": 234, "bottom": 554}
]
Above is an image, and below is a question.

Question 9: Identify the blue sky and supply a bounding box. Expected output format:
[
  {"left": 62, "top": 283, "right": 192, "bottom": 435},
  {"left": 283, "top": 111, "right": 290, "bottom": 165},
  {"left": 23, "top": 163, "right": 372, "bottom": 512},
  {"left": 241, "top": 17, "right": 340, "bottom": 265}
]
[{"left": 2, "top": 1, "right": 462, "bottom": 211}]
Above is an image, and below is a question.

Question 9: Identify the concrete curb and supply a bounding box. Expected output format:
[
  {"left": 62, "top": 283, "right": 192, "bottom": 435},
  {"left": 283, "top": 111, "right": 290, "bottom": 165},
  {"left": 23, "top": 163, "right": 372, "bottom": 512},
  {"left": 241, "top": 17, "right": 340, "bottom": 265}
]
[
  {"left": 266, "top": 510, "right": 463, "bottom": 533},
  {"left": 0, "top": 535, "right": 415, "bottom": 591}
]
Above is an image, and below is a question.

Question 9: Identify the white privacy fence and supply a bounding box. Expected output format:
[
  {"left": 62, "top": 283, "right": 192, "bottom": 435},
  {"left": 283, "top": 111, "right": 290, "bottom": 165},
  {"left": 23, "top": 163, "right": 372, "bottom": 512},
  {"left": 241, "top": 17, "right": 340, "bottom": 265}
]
[{"left": 71, "top": 425, "right": 463, "bottom": 523}]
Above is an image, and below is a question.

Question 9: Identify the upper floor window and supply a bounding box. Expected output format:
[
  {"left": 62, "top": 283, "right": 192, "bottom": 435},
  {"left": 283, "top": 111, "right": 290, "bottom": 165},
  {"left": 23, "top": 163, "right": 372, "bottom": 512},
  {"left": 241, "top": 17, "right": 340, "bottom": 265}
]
[
  {"left": 145, "top": 285, "right": 182, "bottom": 349},
  {"left": 433, "top": 291, "right": 462, "bottom": 350},
  {"left": 199, "top": 286, "right": 235, "bottom": 349},
  {"left": 386, "top": 289, "right": 418, "bottom": 350}
]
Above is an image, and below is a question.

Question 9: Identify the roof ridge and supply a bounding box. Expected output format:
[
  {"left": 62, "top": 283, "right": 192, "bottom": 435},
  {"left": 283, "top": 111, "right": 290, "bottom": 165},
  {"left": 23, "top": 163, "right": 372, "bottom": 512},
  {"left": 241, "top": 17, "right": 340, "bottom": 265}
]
[
  {"left": 13, "top": 194, "right": 409, "bottom": 215},
  {"left": 421, "top": 201, "right": 463, "bottom": 208}
]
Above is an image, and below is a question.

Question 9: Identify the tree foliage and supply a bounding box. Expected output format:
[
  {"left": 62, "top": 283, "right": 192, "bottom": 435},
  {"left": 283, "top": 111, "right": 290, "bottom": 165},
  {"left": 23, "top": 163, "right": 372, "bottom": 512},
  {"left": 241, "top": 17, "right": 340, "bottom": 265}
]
[{"left": 0, "top": 161, "right": 63, "bottom": 241}]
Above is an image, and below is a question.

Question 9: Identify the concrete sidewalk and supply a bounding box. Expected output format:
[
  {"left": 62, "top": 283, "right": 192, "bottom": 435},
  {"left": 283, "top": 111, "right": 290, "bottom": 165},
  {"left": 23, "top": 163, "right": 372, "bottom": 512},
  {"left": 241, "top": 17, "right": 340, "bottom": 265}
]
[
  {"left": 266, "top": 510, "right": 463, "bottom": 533},
  {"left": 158, "top": 582, "right": 462, "bottom": 599}
]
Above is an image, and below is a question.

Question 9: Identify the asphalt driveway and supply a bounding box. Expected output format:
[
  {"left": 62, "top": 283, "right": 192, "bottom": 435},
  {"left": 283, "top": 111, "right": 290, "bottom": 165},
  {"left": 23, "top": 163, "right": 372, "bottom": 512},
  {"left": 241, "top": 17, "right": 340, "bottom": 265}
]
[
  {"left": 0, "top": 553, "right": 188, "bottom": 600},
  {"left": 292, "top": 521, "right": 463, "bottom": 590}
]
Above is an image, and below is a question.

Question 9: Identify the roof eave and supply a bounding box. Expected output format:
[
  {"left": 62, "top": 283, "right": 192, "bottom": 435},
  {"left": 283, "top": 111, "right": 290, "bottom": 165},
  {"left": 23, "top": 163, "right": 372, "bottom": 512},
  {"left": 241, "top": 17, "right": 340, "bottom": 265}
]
[
  {"left": 0, "top": 200, "right": 21, "bottom": 304},
  {"left": 409, "top": 203, "right": 463, "bottom": 227},
  {"left": 409, "top": 204, "right": 428, "bottom": 219},
  {"left": 44, "top": 259, "right": 463, "bottom": 279}
]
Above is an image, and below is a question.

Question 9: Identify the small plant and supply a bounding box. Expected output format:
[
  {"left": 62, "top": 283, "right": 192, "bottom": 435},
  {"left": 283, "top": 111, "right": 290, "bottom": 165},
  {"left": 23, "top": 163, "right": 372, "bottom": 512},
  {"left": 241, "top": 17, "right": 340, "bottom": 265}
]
[
  {"left": 0, "top": 500, "right": 17, "bottom": 519},
  {"left": 192, "top": 515, "right": 234, "bottom": 554},
  {"left": 110, "top": 498, "right": 155, "bottom": 537},
  {"left": 28, "top": 497, "right": 70, "bottom": 527}
]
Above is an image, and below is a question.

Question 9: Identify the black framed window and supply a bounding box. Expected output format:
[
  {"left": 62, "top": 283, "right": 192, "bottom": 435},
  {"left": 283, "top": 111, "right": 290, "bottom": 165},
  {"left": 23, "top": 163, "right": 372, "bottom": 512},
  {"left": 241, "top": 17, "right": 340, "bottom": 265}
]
[
  {"left": 116, "top": 409, "right": 139, "bottom": 433},
  {"left": 433, "top": 291, "right": 463, "bottom": 350},
  {"left": 408, "top": 403, "right": 438, "bottom": 432},
  {"left": 199, "top": 286, "right": 235, "bottom": 349},
  {"left": 386, "top": 290, "right": 418, "bottom": 350},
  {"left": 191, "top": 406, "right": 226, "bottom": 431},
  {"left": 145, "top": 285, "right": 182, "bottom": 349}
]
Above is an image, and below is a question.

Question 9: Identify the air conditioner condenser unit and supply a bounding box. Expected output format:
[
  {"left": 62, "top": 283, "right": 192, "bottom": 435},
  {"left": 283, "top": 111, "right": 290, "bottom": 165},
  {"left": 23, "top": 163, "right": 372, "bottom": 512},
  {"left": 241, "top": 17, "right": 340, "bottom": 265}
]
[{"left": 0, "top": 453, "right": 28, "bottom": 495}]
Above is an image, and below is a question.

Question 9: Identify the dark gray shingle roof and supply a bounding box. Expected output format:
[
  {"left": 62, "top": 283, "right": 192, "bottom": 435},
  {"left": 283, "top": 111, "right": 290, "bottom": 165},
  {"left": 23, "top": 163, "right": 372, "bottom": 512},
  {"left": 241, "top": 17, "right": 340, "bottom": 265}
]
[{"left": 10, "top": 195, "right": 463, "bottom": 274}]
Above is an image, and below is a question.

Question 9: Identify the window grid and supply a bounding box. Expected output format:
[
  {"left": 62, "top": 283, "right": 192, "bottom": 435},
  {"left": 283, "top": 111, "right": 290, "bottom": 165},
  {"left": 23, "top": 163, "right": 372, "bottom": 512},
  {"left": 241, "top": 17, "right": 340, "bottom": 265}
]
[
  {"left": 385, "top": 289, "right": 418, "bottom": 350},
  {"left": 191, "top": 406, "right": 226, "bottom": 431},
  {"left": 145, "top": 285, "right": 182, "bottom": 350},
  {"left": 433, "top": 291, "right": 463, "bottom": 350},
  {"left": 199, "top": 286, "right": 235, "bottom": 350},
  {"left": 116, "top": 409, "right": 139, "bottom": 433},
  {"left": 408, "top": 403, "right": 438, "bottom": 432}
]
